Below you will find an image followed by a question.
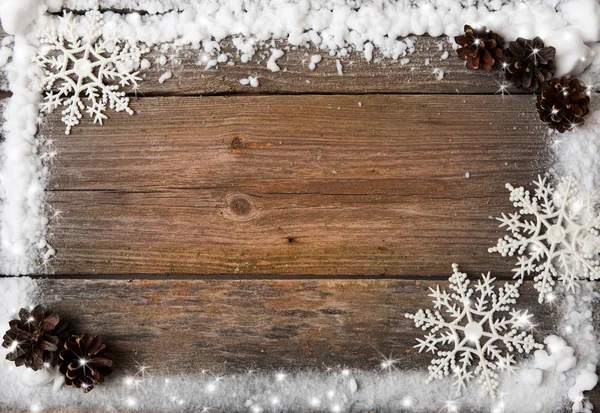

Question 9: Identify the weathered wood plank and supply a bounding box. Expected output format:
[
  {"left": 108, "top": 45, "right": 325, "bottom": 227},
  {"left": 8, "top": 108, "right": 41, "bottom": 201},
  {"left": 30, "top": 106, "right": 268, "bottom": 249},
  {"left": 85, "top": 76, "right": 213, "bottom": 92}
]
[
  {"left": 45, "top": 94, "right": 548, "bottom": 276},
  {"left": 38, "top": 278, "right": 560, "bottom": 371},
  {"left": 131, "top": 37, "right": 513, "bottom": 95},
  {"left": 33, "top": 278, "right": 600, "bottom": 410}
]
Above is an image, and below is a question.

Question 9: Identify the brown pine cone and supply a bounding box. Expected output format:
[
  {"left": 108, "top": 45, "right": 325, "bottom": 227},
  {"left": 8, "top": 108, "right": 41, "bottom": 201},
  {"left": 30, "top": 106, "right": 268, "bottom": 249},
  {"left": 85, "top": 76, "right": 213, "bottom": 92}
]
[
  {"left": 58, "top": 334, "right": 113, "bottom": 392},
  {"left": 536, "top": 77, "right": 591, "bottom": 133},
  {"left": 2, "top": 305, "right": 68, "bottom": 370},
  {"left": 455, "top": 24, "right": 503, "bottom": 71},
  {"left": 503, "top": 37, "right": 555, "bottom": 92}
]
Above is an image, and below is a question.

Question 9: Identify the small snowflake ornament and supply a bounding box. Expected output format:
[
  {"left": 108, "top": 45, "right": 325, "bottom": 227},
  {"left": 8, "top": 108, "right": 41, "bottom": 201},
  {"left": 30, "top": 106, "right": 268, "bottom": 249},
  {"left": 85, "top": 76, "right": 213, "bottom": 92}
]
[
  {"left": 490, "top": 176, "right": 600, "bottom": 303},
  {"left": 35, "top": 9, "right": 148, "bottom": 135},
  {"left": 405, "top": 264, "right": 542, "bottom": 399}
]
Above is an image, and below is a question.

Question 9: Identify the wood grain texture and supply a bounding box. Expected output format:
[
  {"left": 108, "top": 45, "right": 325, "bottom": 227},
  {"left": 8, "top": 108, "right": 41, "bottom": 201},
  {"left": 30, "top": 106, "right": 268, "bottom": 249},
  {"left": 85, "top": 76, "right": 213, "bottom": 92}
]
[
  {"left": 38, "top": 278, "right": 561, "bottom": 371},
  {"left": 129, "top": 36, "right": 516, "bottom": 95},
  {"left": 35, "top": 278, "right": 599, "bottom": 410},
  {"left": 45, "top": 94, "right": 548, "bottom": 276}
]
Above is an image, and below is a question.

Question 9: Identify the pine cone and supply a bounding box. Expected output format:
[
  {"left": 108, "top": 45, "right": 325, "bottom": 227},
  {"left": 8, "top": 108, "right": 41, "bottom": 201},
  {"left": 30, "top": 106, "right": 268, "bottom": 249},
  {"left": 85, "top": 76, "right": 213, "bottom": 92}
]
[
  {"left": 2, "top": 305, "right": 68, "bottom": 370},
  {"left": 536, "top": 77, "right": 591, "bottom": 133},
  {"left": 58, "top": 334, "right": 113, "bottom": 392},
  {"left": 503, "top": 37, "right": 555, "bottom": 92},
  {"left": 455, "top": 25, "right": 503, "bottom": 71}
]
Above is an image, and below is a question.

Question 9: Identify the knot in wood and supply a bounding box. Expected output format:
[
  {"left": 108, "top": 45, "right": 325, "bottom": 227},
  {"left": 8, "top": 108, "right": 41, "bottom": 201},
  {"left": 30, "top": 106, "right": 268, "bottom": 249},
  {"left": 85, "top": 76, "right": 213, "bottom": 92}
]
[
  {"left": 230, "top": 135, "right": 244, "bottom": 150},
  {"left": 223, "top": 194, "right": 256, "bottom": 221}
]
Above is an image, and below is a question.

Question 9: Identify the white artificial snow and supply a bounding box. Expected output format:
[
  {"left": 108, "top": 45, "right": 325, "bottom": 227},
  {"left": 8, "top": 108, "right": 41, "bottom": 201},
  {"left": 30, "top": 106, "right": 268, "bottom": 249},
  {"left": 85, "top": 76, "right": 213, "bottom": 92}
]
[
  {"left": 336, "top": 59, "right": 343, "bottom": 76},
  {"left": 494, "top": 284, "right": 600, "bottom": 413},
  {"left": 534, "top": 336, "right": 578, "bottom": 373},
  {"left": 308, "top": 54, "right": 322, "bottom": 70},
  {"left": 158, "top": 71, "right": 172, "bottom": 84},
  {"left": 364, "top": 42, "right": 373, "bottom": 62},
  {"left": 267, "top": 49, "right": 284, "bottom": 72},
  {"left": 405, "top": 264, "right": 542, "bottom": 399},
  {"left": 519, "top": 368, "right": 543, "bottom": 386},
  {"left": 569, "top": 365, "right": 598, "bottom": 412},
  {"left": 240, "top": 76, "right": 259, "bottom": 87},
  {"left": 489, "top": 176, "right": 600, "bottom": 303},
  {"left": 0, "top": 0, "right": 48, "bottom": 36},
  {"left": 140, "top": 58, "right": 151, "bottom": 70},
  {"left": 217, "top": 53, "right": 228, "bottom": 63},
  {"left": 0, "top": 33, "right": 52, "bottom": 275},
  {"left": 42, "top": 0, "right": 598, "bottom": 78},
  {"left": 552, "top": 100, "right": 600, "bottom": 193},
  {"left": 560, "top": 0, "right": 600, "bottom": 43},
  {"left": 0, "top": 46, "right": 11, "bottom": 67}
]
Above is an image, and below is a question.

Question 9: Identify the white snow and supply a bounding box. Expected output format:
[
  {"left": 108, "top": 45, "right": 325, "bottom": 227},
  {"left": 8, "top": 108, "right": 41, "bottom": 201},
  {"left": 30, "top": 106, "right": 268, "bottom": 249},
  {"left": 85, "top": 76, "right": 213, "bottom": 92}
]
[
  {"left": 364, "top": 42, "right": 373, "bottom": 62},
  {"left": 0, "top": 0, "right": 51, "bottom": 35},
  {"left": 552, "top": 100, "right": 600, "bottom": 193},
  {"left": 0, "top": 46, "right": 11, "bottom": 67},
  {"left": 560, "top": 0, "right": 600, "bottom": 43},
  {"left": 267, "top": 49, "right": 284, "bottom": 73},
  {"left": 158, "top": 71, "right": 172, "bottom": 84},
  {"left": 28, "top": 0, "right": 596, "bottom": 78},
  {"left": 0, "top": 34, "right": 52, "bottom": 274},
  {"left": 519, "top": 369, "right": 543, "bottom": 386},
  {"left": 335, "top": 59, "right": 343, "bottom": 76},
  {"left": 308, "top": 54, "right": 322, "bottom": 71},
  {"left": 534, "top": 336, "right": 578, "bottom": 373},
  {"left": 569, "top": 364, "right": 598, "bottom": 412},
  {"left": 240, "top": 76, "right": 259, "bottom": 87},
  {"left": 140, "top": 58, "right": 151, "bottom": 70}
]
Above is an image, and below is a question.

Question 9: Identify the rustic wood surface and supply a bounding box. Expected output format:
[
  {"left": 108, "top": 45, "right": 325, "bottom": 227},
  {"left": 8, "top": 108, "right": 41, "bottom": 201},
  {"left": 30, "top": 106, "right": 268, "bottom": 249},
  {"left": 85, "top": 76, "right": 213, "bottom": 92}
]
[
  {"left": 129, "top": 36, "right": 519, "bottom": 95},
  {"left": 45, "top": 94, "right": 548, "bottom": 276},
  {"left": 35, "top": 278, "right": 600, "bottom": 410},
  {"left": 38, "top": 278, "right": 561, "bottom": 372},
  {"left": 0, "top": 6, "right": 595, "bottom": 410}
]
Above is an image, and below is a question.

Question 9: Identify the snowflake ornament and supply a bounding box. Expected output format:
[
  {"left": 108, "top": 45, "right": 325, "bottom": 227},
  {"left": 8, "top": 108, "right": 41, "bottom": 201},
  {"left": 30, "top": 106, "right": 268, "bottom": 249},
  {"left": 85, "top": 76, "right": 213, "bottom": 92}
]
[
  {"left": 35, "top": 9, "right": 148, "bottom": 135},
  {"left": 490, "top": 176, "right": 600, "bottom": 303},
  {"left": 405, "top": 264, "right": 542, "bottom": 399}
]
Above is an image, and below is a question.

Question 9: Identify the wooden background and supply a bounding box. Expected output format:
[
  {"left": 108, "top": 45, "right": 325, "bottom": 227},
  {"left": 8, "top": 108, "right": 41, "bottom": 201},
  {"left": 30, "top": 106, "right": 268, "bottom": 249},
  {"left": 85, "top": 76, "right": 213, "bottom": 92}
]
[{"left": 1, "top": 10, "right": 599, "bottom": 411}]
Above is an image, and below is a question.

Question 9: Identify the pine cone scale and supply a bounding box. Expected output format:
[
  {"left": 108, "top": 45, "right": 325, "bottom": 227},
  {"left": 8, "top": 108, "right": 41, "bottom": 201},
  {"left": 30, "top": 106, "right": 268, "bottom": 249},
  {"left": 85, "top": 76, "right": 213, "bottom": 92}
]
[
  {"left": 454, "top": 25, "right": 503, "bottom": 71},
  {"left": 503, "top": 36, "right": 555, "bottom": 92},
  {"left": 39, "top": 336, "right": 59, "bottom": 352},
  {"left": 2, "top": 305, "right": 68, "bottom": 371},
  {"left": 536, "top": 77, "right": 591, "bottom": 132},
  {"left": 59, "top": 334, "right": 113, "bottom": 393}
]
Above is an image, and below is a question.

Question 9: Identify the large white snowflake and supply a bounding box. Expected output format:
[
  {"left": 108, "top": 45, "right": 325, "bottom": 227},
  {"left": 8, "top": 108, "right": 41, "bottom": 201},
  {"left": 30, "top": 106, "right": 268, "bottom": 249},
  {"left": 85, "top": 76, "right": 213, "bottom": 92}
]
[
  {"left": 489, "top": 176, "right": 600, "bottom": 303},
  {"left": 405, "top": 264, "right": 542, "bottom": 399},
  {"left": 35, "top": 9, "right": 148, "bottom": 135}
]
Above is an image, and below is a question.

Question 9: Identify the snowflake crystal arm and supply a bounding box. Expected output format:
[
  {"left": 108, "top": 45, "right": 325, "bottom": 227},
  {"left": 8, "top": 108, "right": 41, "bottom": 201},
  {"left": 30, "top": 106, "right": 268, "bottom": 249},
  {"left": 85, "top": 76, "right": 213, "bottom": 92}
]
[
  {"left": 35, "top": 9, "right": 149, "bottom": 135},
  {"left": 489, "top": 176, "right": 600, "bottom": 303},
  {"left": 405, "top": 264, "right": 542, "bottom": 399}
]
